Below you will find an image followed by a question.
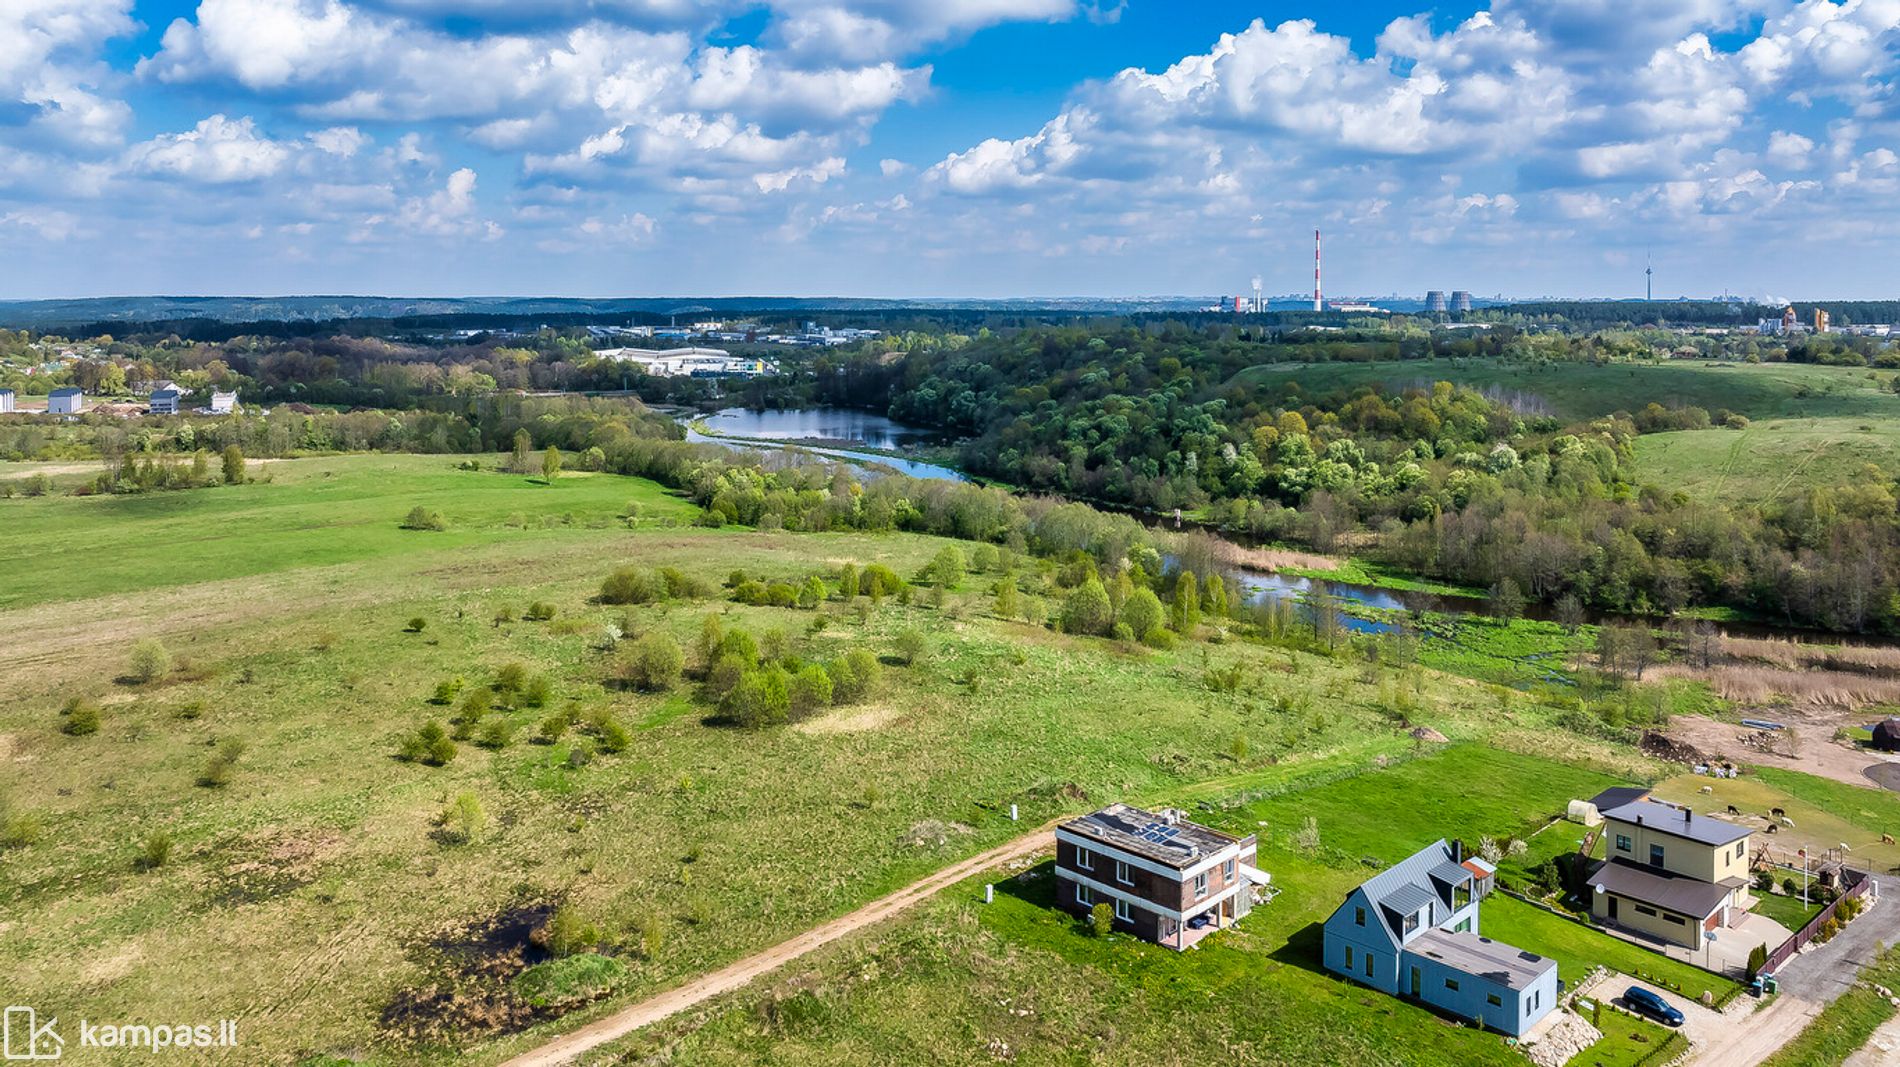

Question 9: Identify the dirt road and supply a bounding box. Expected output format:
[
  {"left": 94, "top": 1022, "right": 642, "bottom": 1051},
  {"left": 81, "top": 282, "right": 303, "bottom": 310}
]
[{"left": 497, "top": 826, "right": 1056, "bottom": 1067}]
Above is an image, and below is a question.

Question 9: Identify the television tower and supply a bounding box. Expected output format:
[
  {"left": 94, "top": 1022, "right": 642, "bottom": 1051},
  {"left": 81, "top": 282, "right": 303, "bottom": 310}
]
[
  {"left": 1645, "top": 251, "right": 1653, "bottom": 302},
  {"left": 1250, "top": 275, "right": 1263, "bottom": 313},
  {"left": 1313, "top": 229, "right": 1324, "bottom": 312}
]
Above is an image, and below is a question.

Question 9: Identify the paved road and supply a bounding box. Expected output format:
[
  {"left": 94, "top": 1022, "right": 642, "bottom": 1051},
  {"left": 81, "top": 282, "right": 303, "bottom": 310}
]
[
  {"left": 1685, "top": 875, "right": 1899, "bottom": 1067},
  {"left": 496, "top": 825, "right": 1056, "bottom": 1067}
]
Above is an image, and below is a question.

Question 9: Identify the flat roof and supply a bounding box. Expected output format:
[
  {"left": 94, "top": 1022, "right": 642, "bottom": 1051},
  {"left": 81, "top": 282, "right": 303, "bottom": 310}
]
[
  {"left": 1589, "top": 858, "right": 1731, "bottom": 918},
  {"left": 1601, "top": 798, "right": 1751, "bottom": 847},
  {"left": 1059, "top": 804, "right": 1245, "bottom": 869},
  {"left": 1408, "top": 928, "right": 1556, "bottom": 991},
  {"left": 1588, "top": 786, "right": 1651, "bottom": 812}
]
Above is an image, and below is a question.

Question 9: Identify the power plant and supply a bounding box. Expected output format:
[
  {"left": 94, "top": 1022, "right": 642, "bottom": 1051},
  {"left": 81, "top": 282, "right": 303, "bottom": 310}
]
[
  {"left": 1451, "top": 291, "right": 1472, "bottom": 313},
  {"left": 1313, "top": 229, "right": 1323, "bottom": 313},
  {"left": 1425, "top": 290, "right": 1448, "bottom": 314}
]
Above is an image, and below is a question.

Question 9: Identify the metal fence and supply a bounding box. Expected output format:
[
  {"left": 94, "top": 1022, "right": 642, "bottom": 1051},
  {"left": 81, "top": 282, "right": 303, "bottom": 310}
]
[{"left": 1761, "top": 867, "right": 1872, "bottom": 976}]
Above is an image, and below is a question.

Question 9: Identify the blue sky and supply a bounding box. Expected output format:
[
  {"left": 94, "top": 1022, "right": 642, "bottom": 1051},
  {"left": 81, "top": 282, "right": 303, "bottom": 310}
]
[{"left": 1, "top": 1, "right": 1896, "bottom": 300}]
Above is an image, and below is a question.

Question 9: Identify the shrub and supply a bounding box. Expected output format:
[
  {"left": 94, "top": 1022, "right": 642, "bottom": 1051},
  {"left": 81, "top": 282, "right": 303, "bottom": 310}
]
[
  {"left": 724, "top": 668, "right": 791, "bottom": 728},
  {"left": 524, "top": 601, "right": 557, "bottom": 621},
  {"left": 196, "top": 737, "right": 247, "bottom": 788},
  {"left": 493, "top": 663, "right": 528, "bottom": 699},
  {"left": 1061, "top": 578, "right": 1113, "bottom": 636},
  {"left": 405, "top": 617, "right": 427, "bottom": 634},
  {"left": 1746, "top": 942, "right": 1768, "bottom": 979},
  {"left": 860, "top": 563, "right": 905, "bottom": 600},
  {"left": 429, "top": 678, "right": 464, "bottom": 705},
  {"left": 596, "top": 716, "right": 632, "bottom": 754},
  {"left": 542, "top": 905, "right": 601, "bottom": 958},
  {"left": 437, "top": 791, "right": 486, "bottom": 844},
  {"left": 1119, "top": 587, "right": 1165, "bottom": 642},
  {"left": 893, "top": 628, "right": 928, "bottom": 666},
  {"left": 600, "top": 566, "right": 664, "bottom": 605},
  {"left": 1754, "top": 870, "right": 1774, "bottom": 893},
  {"left": 136, "top": 830, "right": 173, "bottom": 871},
  {"left": 1089, "top": 901, "right": 1113, "bottom": 937},
  {"left": 62, "top": 697, "right": 102, "bottom": 736},
  {"left": 829, "top": 649, "right": 882, "bottom": 703},
  {"left": 128, "top": 638, "right": 171, "bottom": 684},
  {"left": 925, "top": 546, "right": 966, "bottom": 590},
  {"left": 788, "top": 664, "right": 834, "bottom": 718},
  {"left": 538, "top": 713, "right": 570, "bottom": 744},
  {"left": 625, "top": 632, "right": 684, "bottom": 692},
  {"left": 512, "top": 954, "right": 627, "bottom": 1009},
  {"left": 399, "top": 720, "right": 457, "bottom": 765},
  {"left": 401, "top": 506, "right": 447, "bottom": 531},
  {"left": 478, "top": 719, "right": 513, "bottom": 749},
  {"left": 522, "top": 674, "right": 553, "bottom": 708},
  {"left": 798, "top": 576, "right": 826, "bottom": 609}
]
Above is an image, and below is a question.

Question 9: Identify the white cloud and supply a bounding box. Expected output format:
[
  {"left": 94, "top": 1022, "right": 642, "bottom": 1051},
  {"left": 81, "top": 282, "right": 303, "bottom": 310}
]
[
  {"left": 308, "top": 125, "right": 367, "bottom": 157},
  {"left": 126, "top": 114, "right": 293, "bottom": 183},
  {"left": 1767, "top": 129, "right": 1817, "bottom": 168}
]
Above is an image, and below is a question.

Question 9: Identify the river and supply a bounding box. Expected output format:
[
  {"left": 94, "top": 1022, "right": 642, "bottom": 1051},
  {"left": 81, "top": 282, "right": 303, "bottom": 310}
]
[{"left": 673, "top": 406, "right": 1880, "bottom": 643}]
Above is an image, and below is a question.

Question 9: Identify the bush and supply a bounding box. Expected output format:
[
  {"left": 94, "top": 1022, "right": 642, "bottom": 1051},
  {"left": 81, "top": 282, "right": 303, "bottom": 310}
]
[
  {"left": 524, "top": 601, "right": 557, "bottom": 621},
  {"left": 538, "top": 713, "right": 570, "bottom": 744},
  {"left": 128, "top": 638, "right": 172, "bottom": 684},
  {"left": 925, "top": 546, "right": 966, "bottom": 590},
  {"left": 829, "top": 649, "right": 881, "bottom": 703},
  {"left": 1119, "top": 587, "right": 1165, "bottom": 642},
  {"left": 512, "top": 954, "right": 627, "bottom": 1009},
  {"left": 596, "top": 716, "right": 632, "bottom": 754},
  {"left": 136, "top": 829, "right": 173, "bottom": 871},
  {"left": 1746, "top": 942, "right": 1768, "bottom": 979},
  {"left": 1061, "top": 578, "right": 1113, "bottom": 636},
  {"left": 542, "top": 905, "right": 602, "bottom": 958},
  {"left": 62, "top": 697, "right": 102, "bottom": 736},
  {"left": 724, "top": 668, "right": 791, "bottom": 728},
  {"left": 893, "top": 628, "right": 928, "bottom": 666},
  {"left": 398, "top": 720, "right": 457, "bottom": 765},
  {"left": 405, "top": 617, "right": 428, "bottom": 634},
  {"left": 522, "top": 674, "right": 553, "bottom": 708},
  {"left": 1090, "top": 901, "right": 1113, "bottom": 937},
  {"left": 788, "top": 664, "right": 834, "bottom": 718},
  {"left": 798, "top": 576, "right": 826, "bottom": 609},
  {"left": 624, "top": 632, "right": 685, "bottom": 692},
  {"left": 493, "top": 663, "right": 528, "bottom": 699},
  {"left": 401, "top": 506, "right": 447, "bottom": 531},
  {"left": 600, "top": 566, "right": 664, "bottom": 605},
  {"left": 437, "top": 791, "right": 486, "bottom": 844},
  {"left": 478, "top": 719, "right": 514, "bottom": 749},
  {"left": 196, "top": 737, "right": 247, "bottom": 788},
  {"left": 429, "top": 678, "right": 464, "bottom": 705}
]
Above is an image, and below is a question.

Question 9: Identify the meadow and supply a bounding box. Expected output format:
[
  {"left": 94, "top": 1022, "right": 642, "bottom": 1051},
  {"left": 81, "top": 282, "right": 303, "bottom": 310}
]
[{"left": 2, "top": 454, "right": 1590, "bottom": 1065}]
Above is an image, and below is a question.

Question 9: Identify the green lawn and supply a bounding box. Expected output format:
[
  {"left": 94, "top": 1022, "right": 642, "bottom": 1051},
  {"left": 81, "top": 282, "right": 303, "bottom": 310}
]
[
  {"left": 1565, "top": 1006, "right": 1687, "bottom": 1067},
  {"left": 1633, "top": 417, "right": 1900, "bottom": 504},
  {"left": 1483, "top": 896, "right": 1738, "bottom": 1003},
  {"left": 1762, "top": 943, "right": 1900, "bottom": 1067},
  {"left": 1751, "top": 891, "right": 1823, "bottom": 933}
]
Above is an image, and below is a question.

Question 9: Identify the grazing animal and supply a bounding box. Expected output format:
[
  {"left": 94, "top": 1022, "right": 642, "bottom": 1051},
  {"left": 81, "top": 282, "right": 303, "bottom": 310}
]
[
  {"left": 1772, "top": 807, "right": 1786, "bottom": 818},
  {"left": 1700, "top": 786, "right": 1714, "bottom": 795},
  {"left": 1882, "top": 833, "right": 1894, "bottom": 845},
  {"left": 1781, "top": 816, "right": 1796, "bottom": 828},
  {"left": 1727, "top": 804, "right": 1740, "bottom": 815},
  {"left": 1766, "top": 824, "right": 1779, "bottom": 834}
]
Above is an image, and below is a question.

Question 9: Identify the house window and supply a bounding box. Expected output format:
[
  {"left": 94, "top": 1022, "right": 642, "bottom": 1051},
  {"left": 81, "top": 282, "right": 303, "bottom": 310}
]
[
  {"left": 1615, "top": 834, "right": 1632, "bottom": 853},
  {"left": 1455, "top": 918, "right": 1472, "bottom": 934},
  {"left": 1454, "top": 881, "right": 1471, "bottom": 910},
  {"left": 1445, "top": 978, "right": 1460, "bottom": 992},
  {"left": 1115, "top": 860, "right": 1133, "bottom": 886},
  {"left": 1529, "top": 991, "right": 1539, "bottom": 1011},
  {"left": 1487, "top": 994, "right": 1502, "bottom": 1008},
  {"left": 1354, "top": 906, "right": 1366, "bottom": 927},
  {"left": 1649, "top": 843, "right": 1666, "bottom": 867},
  {"left": 1664, "top": 913, "right": 1686, "bottom": 926},
  {"left": 1635, "top": 905, "right": 1658, "bottom": 918},
  {"left": 1194, "top": 872, "right": 1208, "bottom": 898},
  {"left": 1364, "top": 952, "right": 1373, "bottom": 977},
  {"left": 1224, "top": 858, "right": 1236, "bottom": 883},
  {"left": 1737, "top": 842, "right": 1746, "bottom": 860},
  {"left": 1345, "top": 946, "right": 1354, "bottom": 969},
  {"left": 1114, "top": 898, "right": 1132, "bottom": 923},
  {"left": 1074, "top": 883, "right": 1092, "bottom": 907},
  {"left": 1074, "top": 847, "right": 1093, "bottom": 871},
  {"left": 1402, "top": 910, "right": 1420, "bottom": 936}
]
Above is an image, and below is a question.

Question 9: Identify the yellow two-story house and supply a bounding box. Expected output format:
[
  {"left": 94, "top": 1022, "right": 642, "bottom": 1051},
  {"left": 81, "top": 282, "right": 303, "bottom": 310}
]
[{"left": 1587, "top": 796, "right": 1754, "bottom": 949}]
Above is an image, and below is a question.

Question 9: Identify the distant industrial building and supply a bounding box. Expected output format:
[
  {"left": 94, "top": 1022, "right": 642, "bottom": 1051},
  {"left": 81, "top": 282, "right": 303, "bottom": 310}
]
[
  {"left": 0, "top": 389, "right": 13, "bottom": 413},
  {"left": 48, "top": 388, "right": 83, "bottom": 415},
  {"left": 1425, "top": 291, "right": 1449, "bottom": 314},
  {"left": 1814, "top": 309, "right": 1830, "bottom": 334},
  {"left": 1451, "top": 291, "right": 1473, "bottom": 313},
  {"left": 149, "top": 387, "right": 183, "bottom": 415},
  {"left": 208, "top": 391, "right": 239, "bottom": 415},
  {"left": 594, "top": 347, "right": 775, "bottom": 378}
]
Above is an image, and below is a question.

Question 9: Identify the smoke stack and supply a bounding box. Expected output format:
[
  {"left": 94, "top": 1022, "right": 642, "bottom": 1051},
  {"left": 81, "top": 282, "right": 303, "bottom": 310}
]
[{"left": 1313, "top": 229, "right": 1323, "bottom": 313}]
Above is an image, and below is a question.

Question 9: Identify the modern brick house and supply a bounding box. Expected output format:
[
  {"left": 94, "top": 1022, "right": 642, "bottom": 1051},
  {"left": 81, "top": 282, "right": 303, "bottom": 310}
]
[
  {"left": 1588, "top": 796, "right": 1754, "bottom": 949},
  {"left": 1323, "top": 839, "right": 1559, "bottom": 1037},
  {"left": 1053, "top": 804, "right": 1266, "bottom": 950}
]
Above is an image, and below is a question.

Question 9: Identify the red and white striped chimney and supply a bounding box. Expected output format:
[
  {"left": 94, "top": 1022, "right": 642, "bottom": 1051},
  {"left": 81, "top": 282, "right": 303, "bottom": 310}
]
[{"left": 1313, "top": 229, "right": 1323, "bottom": 313}]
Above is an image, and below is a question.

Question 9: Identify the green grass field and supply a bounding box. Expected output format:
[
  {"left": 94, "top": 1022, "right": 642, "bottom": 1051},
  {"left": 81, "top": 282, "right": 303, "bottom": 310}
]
[
  {"left": 1632, "top": 416, "right": 1900, "bottom": 504},
  {"left": 595, "top": 744, "right": 1735, "bottom": 1066},
  {"left": 1233, "top": 358, "right": 1900, "bottom": 424},
  {"left": 9, "top": 455, "right": 1616, "bottom": 1065}
]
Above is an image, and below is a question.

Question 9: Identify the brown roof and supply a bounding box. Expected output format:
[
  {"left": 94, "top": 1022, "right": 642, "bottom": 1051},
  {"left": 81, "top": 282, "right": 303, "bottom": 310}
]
[{"left": 1589, "top": 858, "right": 1731, "bottom": 919}]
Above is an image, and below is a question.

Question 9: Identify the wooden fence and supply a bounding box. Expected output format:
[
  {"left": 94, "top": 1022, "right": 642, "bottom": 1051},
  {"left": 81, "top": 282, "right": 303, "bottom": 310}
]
[{"left": 1761, "top": 867, "right": 1872, "bottom": 976}]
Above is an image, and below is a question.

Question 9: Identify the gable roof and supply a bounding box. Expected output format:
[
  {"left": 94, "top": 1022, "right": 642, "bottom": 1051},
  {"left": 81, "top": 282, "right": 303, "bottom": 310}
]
[
  {"left": 1345, "top": 839, "right": 1486, "bottom": 943},
  {"left": 1589, "top": 858, "right": 1732, "bottom": 919},
  {"left": 1601, "top": 798, "right": 1751, "bottom": 847},
  {"left": 1588, "top": 786, "right": 1651, "bottom": 812}
]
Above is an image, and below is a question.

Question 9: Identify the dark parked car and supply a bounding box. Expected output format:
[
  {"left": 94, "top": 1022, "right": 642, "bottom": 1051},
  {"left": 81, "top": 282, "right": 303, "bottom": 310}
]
[{"left": 1622, "top": 986, "right": 1685, "bottom": 1027}]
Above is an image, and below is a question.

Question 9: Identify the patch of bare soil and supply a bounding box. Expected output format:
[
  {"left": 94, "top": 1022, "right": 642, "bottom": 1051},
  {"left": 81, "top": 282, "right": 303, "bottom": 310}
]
[
  {"left": 209, "top": 829, "right": 344, "bottom": 904},
  {"left": 1662, "top": 713, "right": 1890, "bottom": 788},
  {"left": 793, "top": 704, "right": 902, "bottom": 735}
]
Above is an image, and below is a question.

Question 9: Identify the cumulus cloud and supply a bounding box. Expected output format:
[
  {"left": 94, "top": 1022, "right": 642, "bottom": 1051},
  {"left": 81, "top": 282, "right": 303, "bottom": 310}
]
[{"left": 127, "top": 114, "right": 293, "bottom": 183}]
